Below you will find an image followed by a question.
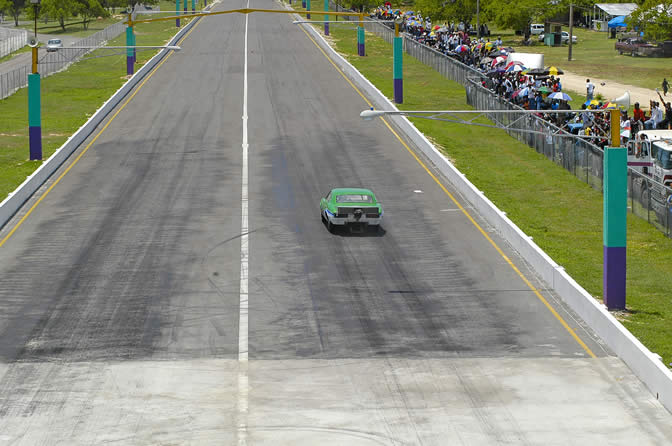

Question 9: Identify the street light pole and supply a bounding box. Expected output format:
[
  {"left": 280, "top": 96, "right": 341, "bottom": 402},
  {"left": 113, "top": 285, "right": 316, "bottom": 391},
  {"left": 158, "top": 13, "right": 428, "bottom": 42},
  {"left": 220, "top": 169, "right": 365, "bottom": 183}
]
[
  {"left": 28, "top": 0, "right": 42, "bottom": 161},
  {"left": 393, "top": 17, "right": 403, "bottom": 104}
]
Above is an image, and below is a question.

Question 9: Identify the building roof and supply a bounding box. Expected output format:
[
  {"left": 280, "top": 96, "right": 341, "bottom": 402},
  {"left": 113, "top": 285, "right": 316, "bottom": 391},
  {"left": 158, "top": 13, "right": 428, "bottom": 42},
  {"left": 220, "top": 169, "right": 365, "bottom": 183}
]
[{"left": 595, "top": 3, "right": 639, "bottom": 17}]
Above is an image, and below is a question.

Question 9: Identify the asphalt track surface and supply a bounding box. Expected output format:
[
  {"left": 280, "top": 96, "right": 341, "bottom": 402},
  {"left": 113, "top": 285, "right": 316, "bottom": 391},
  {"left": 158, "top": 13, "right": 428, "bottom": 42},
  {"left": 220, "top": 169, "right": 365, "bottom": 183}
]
[{"left": 1, "top": 1, "right": 672, "bottom": 444}]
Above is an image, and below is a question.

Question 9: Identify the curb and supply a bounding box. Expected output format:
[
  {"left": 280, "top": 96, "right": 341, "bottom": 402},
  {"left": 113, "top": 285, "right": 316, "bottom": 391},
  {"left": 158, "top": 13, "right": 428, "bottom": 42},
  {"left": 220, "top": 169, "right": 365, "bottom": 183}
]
[
  {"left": 0, "top": 10, "right": 210, "bottom": 232},
  {"left": 293, "top": 11, "right": 672, "bottom": 414}
]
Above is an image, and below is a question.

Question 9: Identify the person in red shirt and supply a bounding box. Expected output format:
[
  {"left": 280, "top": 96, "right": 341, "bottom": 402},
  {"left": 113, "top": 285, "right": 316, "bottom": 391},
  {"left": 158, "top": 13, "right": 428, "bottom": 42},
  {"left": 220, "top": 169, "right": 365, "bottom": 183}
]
[{"left": 632, "top": 102, "right": 646, "bottom": 135}]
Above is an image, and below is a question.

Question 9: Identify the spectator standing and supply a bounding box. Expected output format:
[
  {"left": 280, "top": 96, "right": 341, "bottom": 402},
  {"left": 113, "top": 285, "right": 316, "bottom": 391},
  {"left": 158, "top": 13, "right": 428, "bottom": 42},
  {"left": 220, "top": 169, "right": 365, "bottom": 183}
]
[
  {"left": 586, "top": 79, "right": 595, "bottom": 101},
  {"left": 632, "top": 102, "right": 645, "bottom": 135},
  {"left": 581, "top": 104, "right": 593, "bottom": 130},
  {"left": 645, "top": 101, "right": 662, "bottom": 129},
  {"left": 663, "top": 78, "right": 669, "bottom": 96},
  {"left": 656, "top": 90, "right": 672, "bottom": 129}
]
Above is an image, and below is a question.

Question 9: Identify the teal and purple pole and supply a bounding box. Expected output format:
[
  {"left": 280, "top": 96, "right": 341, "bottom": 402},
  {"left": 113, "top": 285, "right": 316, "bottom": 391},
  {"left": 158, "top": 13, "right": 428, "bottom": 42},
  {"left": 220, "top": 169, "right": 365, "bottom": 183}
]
[
  {"left": 176, "top": 0, "right": 180, "bottom": 27},
  {"left": 126, "top": 22, "right": 134, "bottom": 75},
  {"left": 192, "top": 0, "right": 195, "bottom": 13},
  {"left": 302, "top": 0, "right": 306, "bottom": 8},
  {"left": 306, "top": 0, "right": 311, "bottom": 19},
  {"left": 28, "top": 47, "right": 42, "bottom": 161},
  {"left": 324, "top": 0, "right": 329, "bottom": 35},
  {"left": 393, "top": 21, "right": 403, "bottom": 103},
  {"left": 603, "top": 109, "right": 627, "bottom": 310},
  {"left": 184, "top": 0, "right": 187, "bottom": 14},
  {"left": 357, "top": 16, "right": 365, "bottom": 56}
]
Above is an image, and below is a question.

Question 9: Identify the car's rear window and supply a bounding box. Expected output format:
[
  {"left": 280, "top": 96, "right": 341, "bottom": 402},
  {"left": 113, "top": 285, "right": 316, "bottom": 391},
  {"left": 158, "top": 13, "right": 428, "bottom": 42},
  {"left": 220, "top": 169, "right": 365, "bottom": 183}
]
[
  {"left": 49, "top": 40, "right": 61, "bottom": 44},
  {"left": 336, "top": 194, "right": 373, "bottom": 203}
]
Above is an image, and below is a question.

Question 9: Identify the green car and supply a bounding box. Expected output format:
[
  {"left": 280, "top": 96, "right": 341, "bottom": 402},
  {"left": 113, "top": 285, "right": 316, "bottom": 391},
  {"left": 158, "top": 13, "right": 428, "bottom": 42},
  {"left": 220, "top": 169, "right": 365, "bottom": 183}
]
[{"left": 320, "top": 188, "right": 383, "bottom": 233}]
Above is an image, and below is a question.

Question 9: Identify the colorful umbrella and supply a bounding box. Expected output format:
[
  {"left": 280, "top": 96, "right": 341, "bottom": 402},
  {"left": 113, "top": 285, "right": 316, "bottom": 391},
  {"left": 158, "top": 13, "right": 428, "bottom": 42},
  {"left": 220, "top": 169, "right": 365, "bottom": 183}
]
[
  {"left": 455, "top": 45, "right": 469, "bottom": 53},
  {"left": 538, "top": 86, "right": 552, "bottom": 94},
  {"left": 484, "top": 42, "right": 494, "bottom": 51},
  {"left": 506, "top": 64, "right": 525, "bottom": 73},
  {"left": 491, "top": 56, "right": 506, "bottom": 67},
  {"left": 548, "top": 92, "right": 572, "bottom": 101},
  {"left": 433, "top": 25, "right": 441, "bottom": 30},
  {"left": 547, "top": 66, "right": 564, "bottom": 75}
]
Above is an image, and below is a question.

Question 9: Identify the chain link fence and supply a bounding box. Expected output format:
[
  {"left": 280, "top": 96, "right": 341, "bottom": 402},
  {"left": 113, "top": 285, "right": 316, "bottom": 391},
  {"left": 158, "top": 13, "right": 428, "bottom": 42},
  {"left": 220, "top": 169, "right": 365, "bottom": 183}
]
[
  {"left": 0, "top": 27, "right": 28, "bottom": 58},
  {"left": 329, "top": 3, "right": 672, "bottom": 237},
  {"left": 0, "top": 21, "right": 126, "bottom": 100}
]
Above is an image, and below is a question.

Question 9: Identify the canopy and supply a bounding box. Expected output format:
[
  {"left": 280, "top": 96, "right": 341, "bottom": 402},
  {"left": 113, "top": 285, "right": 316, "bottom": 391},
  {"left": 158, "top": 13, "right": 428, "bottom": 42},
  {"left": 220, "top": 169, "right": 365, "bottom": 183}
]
[
  {"left": 595, "top": 3, "right": 638, "bottom": 17},
  {"left": 608, "top": 15, "right": 627, "bottom": 28}
]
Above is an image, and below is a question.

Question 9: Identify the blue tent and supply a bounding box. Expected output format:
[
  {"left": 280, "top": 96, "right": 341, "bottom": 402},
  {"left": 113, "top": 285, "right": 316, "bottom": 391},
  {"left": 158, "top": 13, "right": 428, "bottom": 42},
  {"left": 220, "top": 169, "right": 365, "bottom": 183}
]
[{"left": 608, "top": 15, "right": 627, "bottom": 28}]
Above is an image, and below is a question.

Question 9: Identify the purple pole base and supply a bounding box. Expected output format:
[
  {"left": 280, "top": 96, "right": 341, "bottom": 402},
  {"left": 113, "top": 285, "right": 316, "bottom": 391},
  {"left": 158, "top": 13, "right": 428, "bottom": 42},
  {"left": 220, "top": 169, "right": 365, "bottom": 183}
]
[
  {"left": 192, "top": 8, "right": 195, "bottom": 13},
  {"left": 127, "top": 56, "right": 134, "bottom": 75},
  {"left": 302, "top": 1, "right": 306, "bottom": 7},
  {"left": 603, "top": 246, "right": 626, "bottom": 310},
  {"left": 176, "top": 18, "right": 180, "bottom": 27},
  {"left": 325, "top": 23, "right": 329, "bottom": 36},
  {"left": 307, "top": 13, "right": 311, "bottom": 19},
  {"left": 29, "top": 126, "right": 42, "bottom": 161},
  {"left": 358, "top": 43, "right": 365, "bottom": 56},
  {"left": 133, "top": 49, "right": 136, "bottom": 63},
  {"left": 394, "top": 78, "right": 403, "bottom": 104},
  {"left": 204, "top": 0, "right": 207, "bottom": 6}
]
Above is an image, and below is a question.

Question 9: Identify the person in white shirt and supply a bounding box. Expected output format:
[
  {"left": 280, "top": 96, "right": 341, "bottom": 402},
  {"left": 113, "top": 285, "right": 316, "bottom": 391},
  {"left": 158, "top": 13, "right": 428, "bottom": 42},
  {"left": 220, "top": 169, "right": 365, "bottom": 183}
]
[
  {"left": 645, "top": 101, "right": 663, "bottom": 129},
  {"left": 586, "top": 79, "right": 595, "bottom": 101}
]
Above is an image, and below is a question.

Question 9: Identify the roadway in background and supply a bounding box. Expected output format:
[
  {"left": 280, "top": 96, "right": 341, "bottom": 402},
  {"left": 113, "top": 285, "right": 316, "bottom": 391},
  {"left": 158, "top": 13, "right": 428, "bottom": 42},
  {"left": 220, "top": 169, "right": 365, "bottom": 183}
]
[{"left": 0, "top": 0, "right": 671, "bottom": 443}]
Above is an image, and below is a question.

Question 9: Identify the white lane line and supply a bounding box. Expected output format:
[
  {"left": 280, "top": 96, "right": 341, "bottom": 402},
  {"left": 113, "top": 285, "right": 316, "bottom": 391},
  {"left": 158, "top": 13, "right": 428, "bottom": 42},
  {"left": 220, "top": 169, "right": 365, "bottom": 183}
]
[{"left": 238, "top": 2, "right": 250, "bottom": 445}]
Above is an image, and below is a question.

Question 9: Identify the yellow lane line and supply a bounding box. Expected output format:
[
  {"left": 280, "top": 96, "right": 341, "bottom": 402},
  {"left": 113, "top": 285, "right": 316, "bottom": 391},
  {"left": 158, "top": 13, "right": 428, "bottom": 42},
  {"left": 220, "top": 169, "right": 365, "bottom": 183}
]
[
  {"left": 0, "top": 19, "right": 204, "bottom": 250},
  {"left": 297, "top": 24, "right": 597, "bottom": 359}
]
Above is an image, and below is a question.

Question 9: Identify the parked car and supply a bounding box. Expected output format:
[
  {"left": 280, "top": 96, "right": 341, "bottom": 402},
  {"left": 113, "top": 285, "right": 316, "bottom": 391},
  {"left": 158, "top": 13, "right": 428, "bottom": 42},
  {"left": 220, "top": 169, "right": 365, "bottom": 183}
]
[
  {"left": 538, "top": 31, "right": 578, "bottom": 44},
  {"left": 615, "top": 38, "right": 664, "bottom": 57},
  {"left": 46, "top": 39, "right": 62, "bottom": 52},
  {"left": 530, "top": 24, "right": 545, "bottom": 35}
]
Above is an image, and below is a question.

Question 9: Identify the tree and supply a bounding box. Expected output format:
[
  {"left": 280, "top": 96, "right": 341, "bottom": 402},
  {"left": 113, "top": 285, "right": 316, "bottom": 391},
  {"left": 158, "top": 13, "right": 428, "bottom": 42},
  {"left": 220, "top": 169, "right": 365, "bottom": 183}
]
[
  {"left": 39, "top": 0, "right": 76, "bottom": 31},
  {"left": 412, "top": 0, "right": 478, "bottom": 24},
  {"left": 343, "top": 0, "right": 376, "bottom": 13},
  {"left": 483, "top": 0, "right": 560, "bottom": 39},
  {"left": 629, "top": 0, "right": 672, "bottom": 41},
  {"left": 0, "top": 0, "right": 26, "bottom": 26},
  {"left": 73, "top": 0, "right": 108, "bottom": 30}
]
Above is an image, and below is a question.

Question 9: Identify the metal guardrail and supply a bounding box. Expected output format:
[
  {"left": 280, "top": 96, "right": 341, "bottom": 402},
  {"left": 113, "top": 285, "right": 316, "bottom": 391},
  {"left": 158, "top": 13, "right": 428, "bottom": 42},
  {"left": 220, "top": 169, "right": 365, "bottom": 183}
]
[
  {"left": 0, "top": 27, "right": 27, "bottom": 58},
  {"left": 0, "top": 21, "right": 126, "bottom": 100},
  {"left": 330, "top": 4, "right": 672, "bottom": 238}
]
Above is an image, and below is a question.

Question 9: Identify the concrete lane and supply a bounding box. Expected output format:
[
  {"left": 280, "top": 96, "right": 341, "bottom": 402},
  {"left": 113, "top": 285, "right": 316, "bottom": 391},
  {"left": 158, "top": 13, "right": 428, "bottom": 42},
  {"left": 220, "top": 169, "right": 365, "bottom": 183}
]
[
  {"left": 0, "top": 9, "right": 247, "bottom": 360},
  {"left": 0, "top": 0, "right": 671, "bottom": 443}
]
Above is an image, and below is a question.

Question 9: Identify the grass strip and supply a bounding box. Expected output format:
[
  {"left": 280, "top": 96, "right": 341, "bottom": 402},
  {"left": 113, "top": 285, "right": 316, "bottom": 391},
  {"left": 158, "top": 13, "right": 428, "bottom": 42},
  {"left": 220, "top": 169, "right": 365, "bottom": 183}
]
[
  {"left": 300, "top": 9, "right": 672, "bottom": 366},
  {"left": 0, "top": 9, "right": 194, "bottom": 199}
]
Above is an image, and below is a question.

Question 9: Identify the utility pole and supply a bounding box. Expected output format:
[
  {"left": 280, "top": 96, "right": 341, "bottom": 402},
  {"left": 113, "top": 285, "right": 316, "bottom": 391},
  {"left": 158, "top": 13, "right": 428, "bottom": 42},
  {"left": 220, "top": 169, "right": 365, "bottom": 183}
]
[
  {"left": 476, "top": 0, "right": 480, "bottom": 39},
  {"left": 568, "top": 3, "right": 574, "bottom": 61}
]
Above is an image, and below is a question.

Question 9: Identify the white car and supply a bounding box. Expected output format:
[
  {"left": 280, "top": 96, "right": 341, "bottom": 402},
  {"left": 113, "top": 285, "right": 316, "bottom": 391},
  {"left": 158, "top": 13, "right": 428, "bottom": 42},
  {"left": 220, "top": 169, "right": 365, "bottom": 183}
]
[
  {"left": 530, "top": 24, "right": 545, "bottom": 35},
  {"left": 46, "top": 39, "right": 62, "bottom": 52},
  {"left": 538, "top": 31, "right": 578, "bottom": 44}
]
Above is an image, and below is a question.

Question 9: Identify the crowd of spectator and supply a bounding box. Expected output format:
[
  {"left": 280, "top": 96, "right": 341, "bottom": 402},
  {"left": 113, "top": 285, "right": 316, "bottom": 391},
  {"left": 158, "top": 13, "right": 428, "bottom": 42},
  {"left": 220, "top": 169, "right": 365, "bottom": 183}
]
[{"left": 370, "top": 4, "right": 672, "bottom": 148}]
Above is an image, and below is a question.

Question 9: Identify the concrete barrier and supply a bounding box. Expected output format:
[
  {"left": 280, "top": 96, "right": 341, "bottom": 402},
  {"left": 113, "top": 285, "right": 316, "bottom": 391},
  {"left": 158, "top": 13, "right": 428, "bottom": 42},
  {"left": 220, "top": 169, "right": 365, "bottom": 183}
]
[
  {"left": 294, "top": 12, "right": 672, "bottom": 414},
  {"left": 0, "top": 11, "right": 210, "bottom": 232}
]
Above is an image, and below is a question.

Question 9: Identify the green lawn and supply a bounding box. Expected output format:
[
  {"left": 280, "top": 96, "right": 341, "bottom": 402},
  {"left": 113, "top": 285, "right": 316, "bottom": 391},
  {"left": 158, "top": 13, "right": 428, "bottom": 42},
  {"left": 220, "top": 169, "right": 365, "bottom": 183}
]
[
  {"left": 296, "top": 6, "right": 672, "bottom": 366},
  {"left": 495, "top": 26, "right": 671, "bottom": 91},
  {"left": 0, "top": 13, "right": 195, "bottom": 199}
]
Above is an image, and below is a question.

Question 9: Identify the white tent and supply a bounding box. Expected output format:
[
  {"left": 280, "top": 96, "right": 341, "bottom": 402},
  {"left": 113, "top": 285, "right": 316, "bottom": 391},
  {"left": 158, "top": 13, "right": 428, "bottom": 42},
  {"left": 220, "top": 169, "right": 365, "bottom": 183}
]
[{"left": 593, "top": 3, "right": 639, "bottom": 31}]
